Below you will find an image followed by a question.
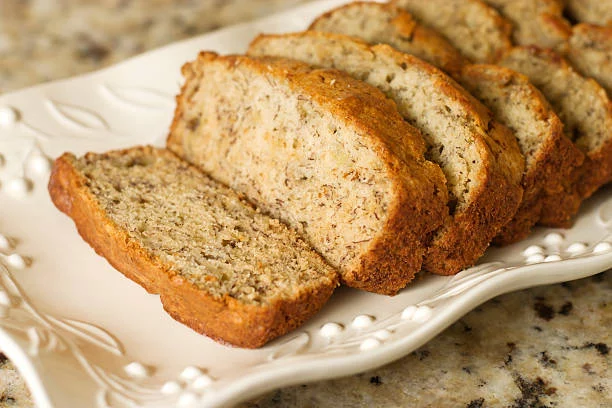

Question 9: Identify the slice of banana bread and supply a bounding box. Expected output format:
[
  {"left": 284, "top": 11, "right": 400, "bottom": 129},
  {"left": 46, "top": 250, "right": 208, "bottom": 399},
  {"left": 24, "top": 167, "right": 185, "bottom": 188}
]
[
  {"left": 500, "top": 46, "right": 612, "bottom": 226},
  {"left": 564, "top": 0, "right": 612, "bottom": 26},
  {"left": 392, "top": 0, "right": 513, "bottom": 63},
  {"left": 459, "top": 64, "right": 584, "bottom": 243},
  {"left": 248, "top": 32, "right": 524, "bottom": 275},
  {"left": 167, "top": 52, "right": 448, "bottom": 294},
  {"left": 308, "top": 1, "right": 467, "bottom": 78},
  {"left": 568, "top": 24, "right": 612, "bottom": 97},
  {"left": 482, "top": 0, "right": 571, "bottom": 50},
  {"left": 48, "top": 146, "right": 338, "bottom": 348}
]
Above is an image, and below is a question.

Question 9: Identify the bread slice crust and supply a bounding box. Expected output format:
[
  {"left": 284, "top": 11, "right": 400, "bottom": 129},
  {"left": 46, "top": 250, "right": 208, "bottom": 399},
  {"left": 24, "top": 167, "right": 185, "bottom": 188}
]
[
  {"left": 308, "top": 1, "right": 467, "bottom": 78},
  {"left": 392, "top": 0, "right": 512, "bottom": 63},
  {"left": 482, "top": 0, "right": 571, "bottom": 50},
  {"left": 48, "top": 146, "right": 338, "bottom": 348},
  {"left": 168, "top": 52, "right": 449, "bottom": 293},
  {"left": 248, "top": 32, "right": 524, "bottom": 274}
]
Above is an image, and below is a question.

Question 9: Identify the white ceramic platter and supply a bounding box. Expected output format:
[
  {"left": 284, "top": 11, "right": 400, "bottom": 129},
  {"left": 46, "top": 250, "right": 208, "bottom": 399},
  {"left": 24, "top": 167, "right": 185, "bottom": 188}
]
[{"left": 1, "top": 0, "right": 612, "bottom": 406}]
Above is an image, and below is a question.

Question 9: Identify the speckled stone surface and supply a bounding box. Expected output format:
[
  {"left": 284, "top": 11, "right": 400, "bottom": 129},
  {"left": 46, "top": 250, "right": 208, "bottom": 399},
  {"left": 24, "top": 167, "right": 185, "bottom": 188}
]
[{"left": 0, "top": 1, "right": 611, "bottom": 408}]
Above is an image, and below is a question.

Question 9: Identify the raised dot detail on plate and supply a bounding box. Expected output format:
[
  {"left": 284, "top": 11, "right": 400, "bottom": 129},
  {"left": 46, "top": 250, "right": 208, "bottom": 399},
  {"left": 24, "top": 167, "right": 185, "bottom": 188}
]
[
  {"left": 124, "top": 362, "right": 150, "bottom": 379},
  {"left": 412, "top": 306, "right": 433, "bottom": 323},
  {"left": 359, "top": 338, "right": 381, "bottom": 351},
  {"left": 320, "top": 322, "right": 343, "bottom": 338},
  {"left": 0, "top": 291, "right": 12, "bottom": 307},
  {"left": 402, "top": 305, "right": 432, "bottom": 323},
  {"left": 177, "top": 391, "right": 199, "bottom": 407},
  {"left": 373, "top": 329, "right": 392, "bottom": 341},
  {"left": 593, "top": 242, "right": 612, "bottom": 253},
  {"left": 544, "top": 232, "right": 564, "bottom": 246},
  {"left": 566, "top": 242, "right": 587, "bottom": 254},
  {"left": 5, "top": 178, "right": 32, "bottom": 198},
  {"left": 526, "top": 253, "right": 545, "bottom": 264},
  {"left": 27, "top": 154, "right": 51, "bottom": 176},
  {"left": 0, "top": 106, "right": 19, "bottom": 127},
  {"left": 522, "top": 245, "right": 544, "bottom": 256},
  {"left": 352, "top": 315, "right": 375, "bottom": 329},
  {"left": 0, "top": 235, "right": 11, "bottom": 251},
  {"left": 5, "top": 254, "right": 27, "bottom": 269},
  {"left": 544, "top": 254, "right": 562, "bottom": 262},
  {"left": 161, "top": 381, "right": 182, "bottom": 395},
  {"left": 191, "top": 374, "right": 213, "bottom": 390},
  {"left": 401, "top": 305, "right": 418, "bottom": 320},
  {"left": 180, "top": 366, "right": 204, "bottom": 381}
]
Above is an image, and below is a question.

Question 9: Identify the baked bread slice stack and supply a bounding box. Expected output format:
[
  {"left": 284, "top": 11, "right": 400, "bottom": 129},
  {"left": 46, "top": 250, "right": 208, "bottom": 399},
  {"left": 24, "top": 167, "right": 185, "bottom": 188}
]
[
  {"left": 500, "top": 46, "right": 612, "bottom": 226},
  {"left": 459, "top": 64, "right": 585, "bottom": 243},
  {"left": 567, "top": 24, "right": 612, "bottom": 97},
  {"left": 305, "top": 4, "right": 585, "bottom": 243},
  {"left": 564, "top": 0, "right": 612, "bottom": 26},
  {"left": 481, "top": 0, "right": 571, "bottom": 50},
  {"left": 308, "top": 1, "right": 467, "bottom": 78},
  {"left": 48, "top": 146, "right": 338, "bottom": 348},
  {"left": 248, "top": 32, "right": 524, "bottom": 274},
  {"left": 167, "top": 52, "right": 449, "bottom": 294},
  {"left": 392, "top": 0, "right": 513, "bottom": 63}
]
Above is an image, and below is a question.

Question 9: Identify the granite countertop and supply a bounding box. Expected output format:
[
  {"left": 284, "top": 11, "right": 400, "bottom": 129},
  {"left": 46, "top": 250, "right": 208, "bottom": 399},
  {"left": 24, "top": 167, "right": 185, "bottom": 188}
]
[{"left": 0, "top": 1, "right": 610, "bottom": 407}]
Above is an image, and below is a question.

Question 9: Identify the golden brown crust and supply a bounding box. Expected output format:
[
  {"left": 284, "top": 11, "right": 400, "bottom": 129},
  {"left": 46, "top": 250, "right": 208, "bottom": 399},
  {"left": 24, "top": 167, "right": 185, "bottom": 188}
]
[
  {"left": 168, "top": 52, "right": 448, "bottom": 294},
  {"left": 48, "top": 148, "right": 337, "bottom": 348},
  {"left": 307, "top": 1, "right": 468, "bottom": 78},
  {"left": 409, "top": 23, "right": 468, "bottom": 78}
]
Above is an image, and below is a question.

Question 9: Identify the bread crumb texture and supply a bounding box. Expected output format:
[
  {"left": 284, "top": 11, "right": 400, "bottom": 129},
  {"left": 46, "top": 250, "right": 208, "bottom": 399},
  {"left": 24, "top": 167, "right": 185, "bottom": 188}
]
[{"left": 71, "top": 147, "right": 335, "bottom": 305}]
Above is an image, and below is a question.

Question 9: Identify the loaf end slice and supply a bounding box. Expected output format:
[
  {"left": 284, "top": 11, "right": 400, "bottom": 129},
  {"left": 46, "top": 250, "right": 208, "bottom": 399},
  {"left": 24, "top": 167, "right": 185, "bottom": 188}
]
[
  {"left": 308, "top": 1, "right": 468, "bottom": 78},
  {"left": 248, "top": 32, "right": 524, "bottom": 275},
  {"left": 392, "top": 0, "right": 513, "bottom": 63},
  {"left": 48, "top": 146, "right": 338, "bottom": 348},
  {"left": 499, "top": 46, "right": 612, "bottom": 226},
  {"left": 168, "top": 52, "right": 449, "bottom": 294},
  {"left": 459, "top": 64, "right": 584, "bottom": 244}
]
